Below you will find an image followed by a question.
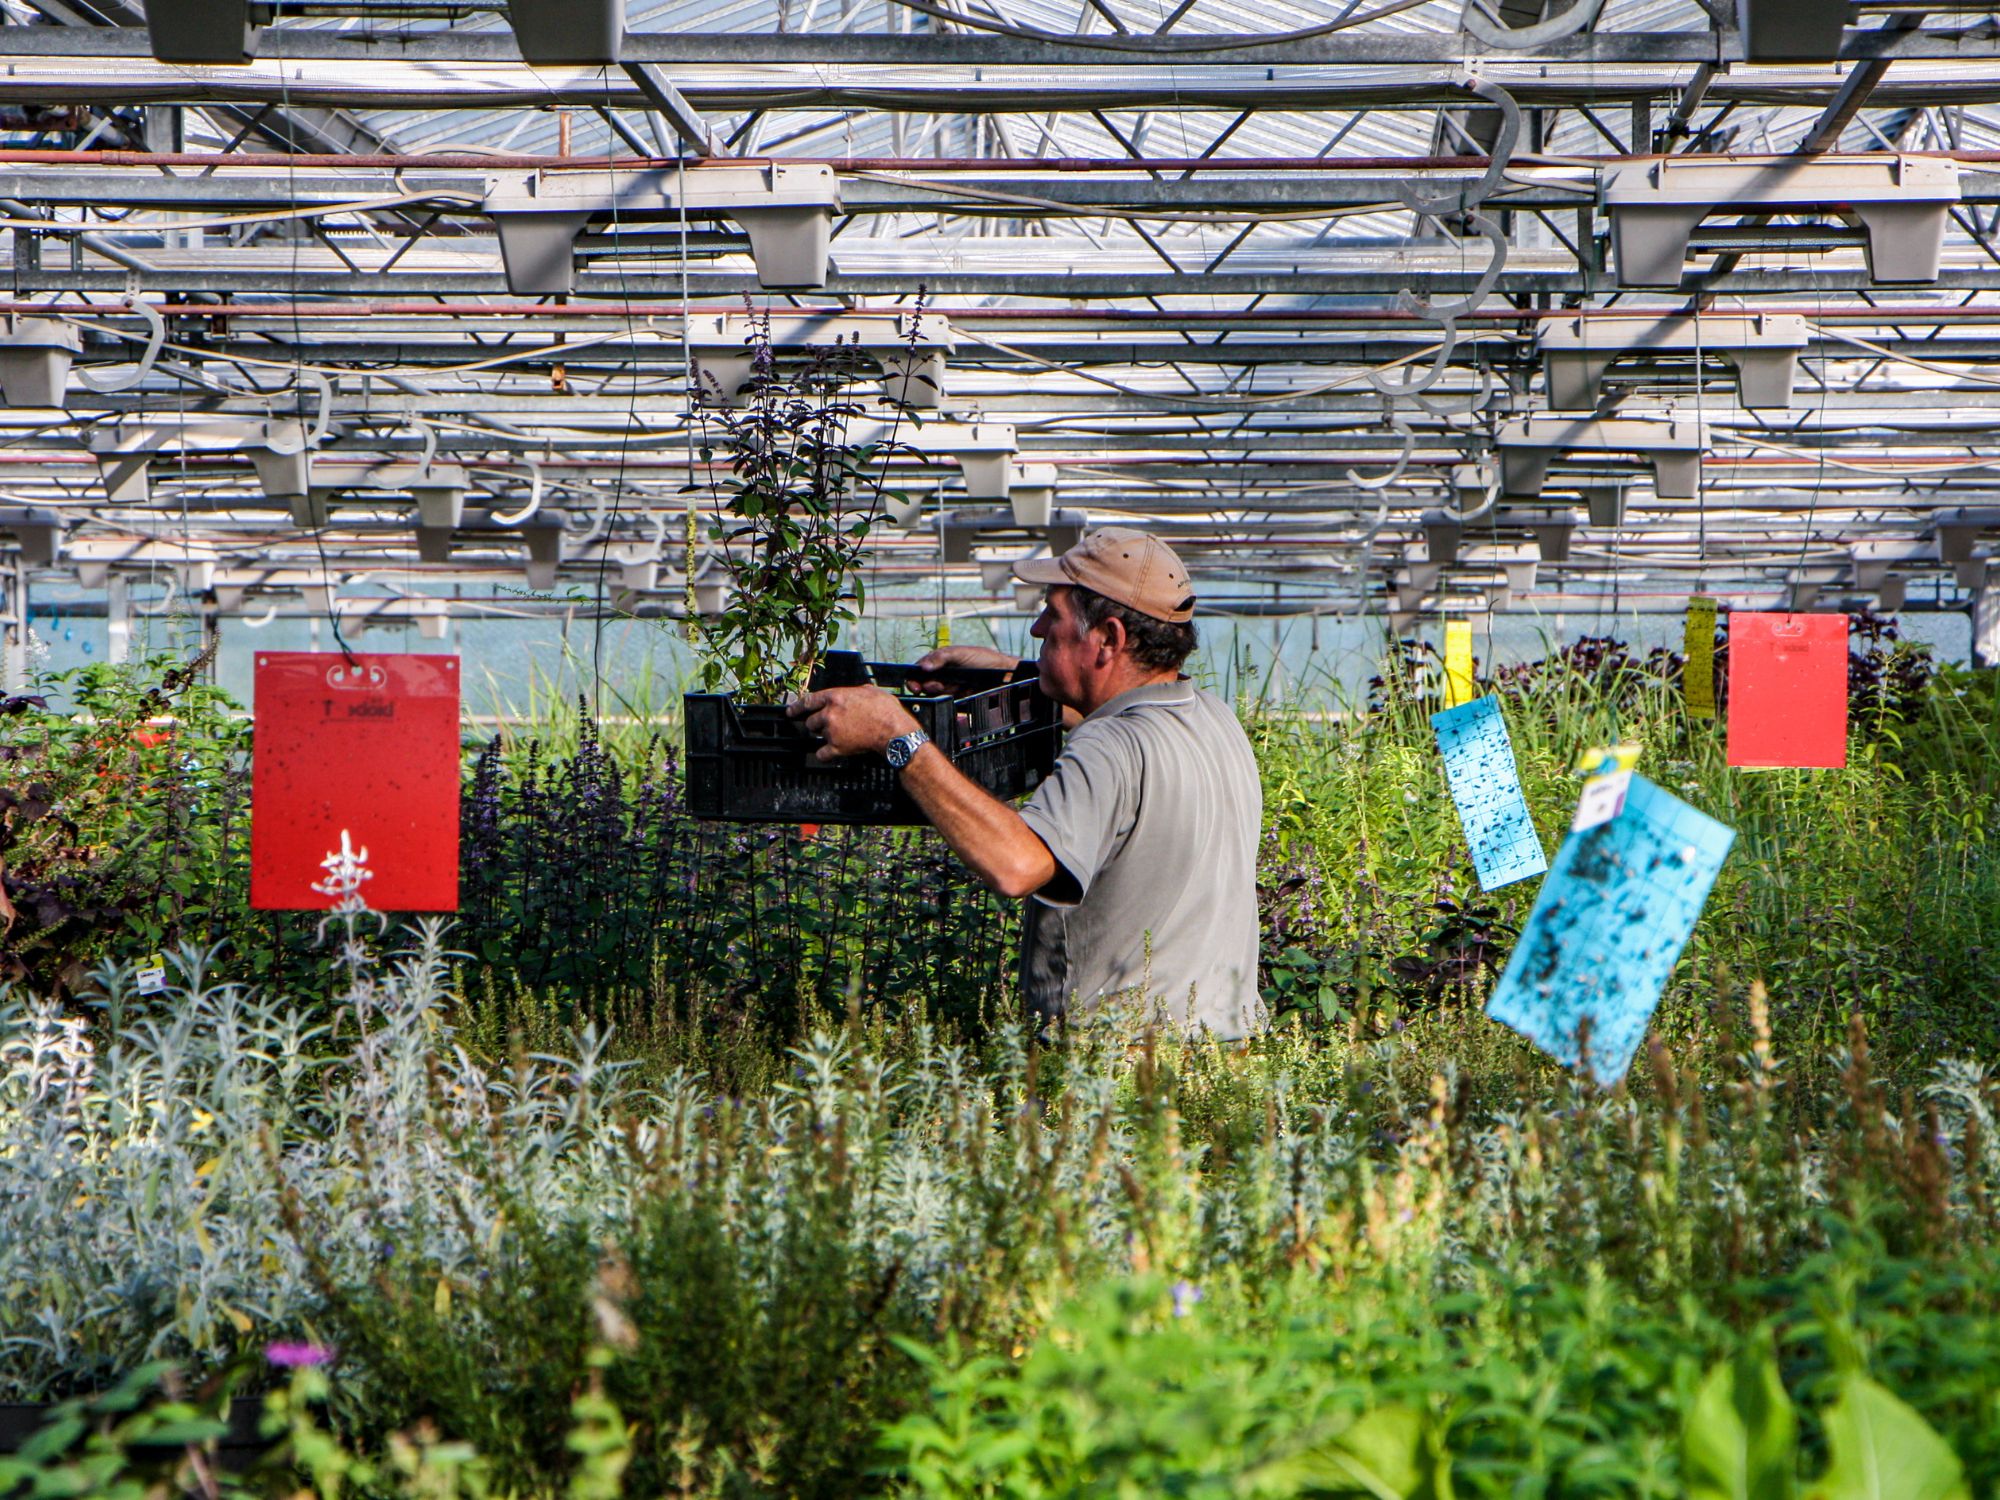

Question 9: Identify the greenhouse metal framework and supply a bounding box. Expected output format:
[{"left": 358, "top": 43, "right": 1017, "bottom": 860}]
[{"left": 4, "top": 0, "right": 2000, "bottom": 661}]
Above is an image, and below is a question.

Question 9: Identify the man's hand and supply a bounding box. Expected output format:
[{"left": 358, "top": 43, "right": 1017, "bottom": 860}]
[
  {"left": 787, "top": 685, "right": 923, "bottom": 764},
  {"left": 907, "top": 644, "right": 1022, "bottom": 696}
]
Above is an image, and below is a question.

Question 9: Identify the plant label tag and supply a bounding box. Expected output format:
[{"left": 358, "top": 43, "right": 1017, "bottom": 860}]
[
  {"left": 1571, "top": 743, "right": 1642, "bottom": 832},
  {"left": 1442, "top": 620, "right": 1475, "bottom": 708},
  {"left": 251, "top": 652, "right": 462, "bottom": 911},
  {"left": 1683, "top": 596, "right": 1717, "bottom": 718},
  {"left": 1487, "top": 775, "right": 1736, "bottom": 1086},
  {"left": 1725, "top": 612, "right": 1848, "bottom": 769},
  {"left": 1572, "top": 769, "right": 1633, "bottom": 831},
  {"left": 135, "top": 955, "right": 168, "bottom": 995},
  {"left": 1431, "top": 696, "right": 1547, "bottom": 890}
]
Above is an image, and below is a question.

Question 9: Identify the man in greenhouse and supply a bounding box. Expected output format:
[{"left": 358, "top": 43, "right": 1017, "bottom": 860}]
[{"left": 789, "top": 527, "right": 1264, "bottom": 1041}]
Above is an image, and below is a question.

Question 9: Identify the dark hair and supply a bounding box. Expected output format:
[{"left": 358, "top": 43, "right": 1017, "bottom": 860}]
[{"left": 1072, "top": 586, "right": 1198, "bottom": 672}]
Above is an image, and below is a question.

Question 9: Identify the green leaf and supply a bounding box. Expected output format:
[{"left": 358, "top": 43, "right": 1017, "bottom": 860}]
[
  {"left": 1268, "top": 1405, "right": 1451, "bottom": 1499},
  {"left": 1809, "top": 1377, "right": 1970, "bottom": 1500},
  {"left": 1682, "top": 1341, "right": 1798, "bottom": 1500}
]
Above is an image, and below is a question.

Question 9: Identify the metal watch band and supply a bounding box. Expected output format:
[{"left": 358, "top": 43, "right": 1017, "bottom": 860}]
[{"left": 885, "top": 729, "right": 931, "bottom": 770}]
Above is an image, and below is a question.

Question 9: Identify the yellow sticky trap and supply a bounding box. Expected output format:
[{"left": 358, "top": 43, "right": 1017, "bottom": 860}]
[
  {"left": 1684, "top": 595, "right": 1717, "bottom": 718},
  {"left": 935, "top": 618, "right": 952, "bottom": 649},
  {"left": 1443, "top": 621, "right": 1475, "bottom": 708},
  {"left": 1576, "top": 744, "right": 1642, "bottom": 778},
  {"left": 682, "top": 504, "right": 702, "bottom": 645}
]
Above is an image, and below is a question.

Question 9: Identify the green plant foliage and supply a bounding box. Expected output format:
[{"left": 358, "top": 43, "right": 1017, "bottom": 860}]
[
  {"left": 2, "top": 634, "right": 1998, "bottom": 1498},
  {"left": 881, "top": 1278, "right": 1458, "bottom": 1500},
  {"left": 1809, "top": 1378, "right": 1970, "bottom": 1500},
  {"left": 1683, "top": 1338, "right": 1799, "bottom": 1500},
  {"left": 681, "top": 302, "right": 933, "bottom": 700},
  {"left": 6, "top": 916, "right": 2000, "bottom": 1496},
  {"left": 0, "top": 646, "right": 250, "bottom": 995}
]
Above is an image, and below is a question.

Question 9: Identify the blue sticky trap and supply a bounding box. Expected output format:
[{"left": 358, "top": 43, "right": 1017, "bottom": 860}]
[
  {"left": 1431, "top": 695, "right": 1547, "bottom": 891},
  {"left": 1486, "top": 774, "right": 1734, "bottom": 1085}
]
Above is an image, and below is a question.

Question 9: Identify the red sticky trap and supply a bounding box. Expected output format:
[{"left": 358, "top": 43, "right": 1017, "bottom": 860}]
[
  {"left": 1725, "top": 612, "right": 1849, "bottom": 769},
  {"left": 251, "top": 652, "right": 461, "bottom": 911}
]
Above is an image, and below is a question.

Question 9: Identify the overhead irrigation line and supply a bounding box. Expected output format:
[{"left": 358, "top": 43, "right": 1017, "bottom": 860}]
[
  {"left": 0, "top": 191, "right": 482, "bottom": 236},
  {"left": 950, "top": 327, "right": 1507, "bottom": 409},
  {"left": 1808, "top": 322, "right": 2000, "bottom": 388}
]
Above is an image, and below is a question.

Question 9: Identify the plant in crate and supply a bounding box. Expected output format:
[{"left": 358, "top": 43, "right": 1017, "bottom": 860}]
[
  {"left": 678, "top": 299, "right": 1062, "bottom": 827},
  {"left": 681, "top": 299, "right": 930, "bottom": 702}
]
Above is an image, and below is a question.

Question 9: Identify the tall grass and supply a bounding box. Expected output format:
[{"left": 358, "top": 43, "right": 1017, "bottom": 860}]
[{"left": 1249, "top": 648, "right": 2000, "bottom": 1083}]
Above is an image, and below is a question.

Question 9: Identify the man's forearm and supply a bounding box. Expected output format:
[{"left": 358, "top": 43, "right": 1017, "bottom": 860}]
[{"left": 899, "top": 743, "right": 1057, "bottom": 899}]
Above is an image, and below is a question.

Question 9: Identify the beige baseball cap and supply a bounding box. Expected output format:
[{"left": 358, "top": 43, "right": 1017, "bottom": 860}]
[{"left": 1012, "top": 528, "right": 1197, "bottom": 624}]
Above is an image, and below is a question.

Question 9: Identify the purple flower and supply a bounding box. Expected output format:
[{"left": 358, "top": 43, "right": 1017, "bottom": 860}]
[
  {"left": 1171, "top": 1280, "right": 1202, "bottom": 1318},
  {"left": 266, "top": 1341, "right": 336, "bottom": 1369}
]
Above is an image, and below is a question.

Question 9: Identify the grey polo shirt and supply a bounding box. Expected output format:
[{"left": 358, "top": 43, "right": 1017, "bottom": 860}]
[{"left": 1016, "top": 677, "right": 1265, "bottom": 1040}]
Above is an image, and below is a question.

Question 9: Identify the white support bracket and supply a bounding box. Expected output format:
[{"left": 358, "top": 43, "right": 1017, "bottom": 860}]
[
  {"left": 1008, "top": 465, "right": 1058, "bottom": 528},
  {"left": 1933, "top": 506, "right": 2000, "bottom": 562},
  {"left": 1421, "top": 509, "right": 1461, "bottom": 564},
  {"left": 520, "top": 515, "right": 567, "bottom": 590},
  {"left": 1848, "top": 539, "right": 1932, "bottom": 598},
  {"left": 1578, "top": 483, "right": 1628, "bottom": 528},
  {"left": 69, "top": 536, "right": 220, "bottom": 592},
  {"left": 87, "top": 416, "right": 314, "bottom": 505},
  {"left": 305, "top": 458, "right": 468, "bottom": 533},
  {"left": 0, "top": 505, "right": 62, "bottom": 566},
  {"left": 1491, "top": 505, "right": 1577, "bottom": 562},
  {"left": 1602, "top": 155, "right": 1958, "bottom": 289},
  {"left": 0, "top": 317, "right": 80, "bottom": 410},
  {"left": 940, "top": 506, "right": 1086, "bottom": 564},
  {"left": 483, "top": 163, "right": 840, "bottom": 295},
  {"left": 1537, "top": 312, "right": 1808, "bottom": 411},
  {"left": 1496, "top": 415, "right": 1705, "bottom": 499},
  {"left": 687, "top": 310, "right": 953, "bottom": 409}
]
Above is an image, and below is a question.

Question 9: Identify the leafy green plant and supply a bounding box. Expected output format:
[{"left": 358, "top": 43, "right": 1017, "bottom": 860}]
[
  {"left": 683, "top": 300, "right": 933, "bottom": 700},
  {"left": 0, "top": 645, "right": 251, "bottom": 995},
  {"left": 1682, "top": 1339, "right": 1972, "bottom": 1500}
]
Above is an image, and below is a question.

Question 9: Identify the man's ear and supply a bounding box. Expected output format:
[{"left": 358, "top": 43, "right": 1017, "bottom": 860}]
[{"left": 1094, "top": 612, "right": 1128, "bottom": 663}]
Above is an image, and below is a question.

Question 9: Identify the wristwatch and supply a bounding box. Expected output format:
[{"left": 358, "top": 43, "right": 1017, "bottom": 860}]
[{"left": 884, "top": 728, "right": 931, "bottom": 770}]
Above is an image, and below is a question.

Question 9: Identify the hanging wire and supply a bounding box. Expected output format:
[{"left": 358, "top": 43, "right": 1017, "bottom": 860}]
[
  {"left": 589, "top": 79, "right": 647, "bottom": 725},
  {"left": 1792, "top": 262, "right": 1831, "bottom": 613},
  {"left": 277, "top": 37, "right": 358, "bottom": 667}
]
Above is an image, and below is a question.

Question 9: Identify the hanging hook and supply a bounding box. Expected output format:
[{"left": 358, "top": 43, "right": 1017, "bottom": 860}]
[
  {"left": 408, "top": 411, "right": 439, "bottom": 478},
  {"left": 1398, "top": 77, "right": 1523, "bottom": 222},
  {"left": 301, "top": 369, "right": 334, "bottom": 449},
  {"left": 1352, "top": 496, "right": 1391, "bottom": 544},
  {"left": 1397, "top": 212, "right": 1509, "bottom": 324},
  {"left": 74, "top": 298, "right": 165, "bottom": 394},
  {"left": 131, "top": 572, "right": 179, "bottom": 616},
  {"left": 1410, "top": 361, "right": 1497, "bottom": 420},
  {"left": 1346, "top": 414, "right": 1415, "bottom": 491},
  {"left": 1368, "top": 318, "right": 1460, "bottom": 399},
  {"left": 262, "top": 370, "right": 332, "bottom": 454},
  {"left": 489, "top": 456, "right": 544, "bottom": 526}
]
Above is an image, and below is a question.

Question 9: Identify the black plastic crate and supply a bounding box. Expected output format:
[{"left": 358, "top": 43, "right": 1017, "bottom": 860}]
[{"left": 683, "top": 657, "right": 1063, "bottom": 825}]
